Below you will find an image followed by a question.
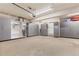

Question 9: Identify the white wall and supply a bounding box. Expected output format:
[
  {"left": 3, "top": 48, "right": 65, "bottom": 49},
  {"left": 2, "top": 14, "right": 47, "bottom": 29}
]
[
  {"left": 48, "top": 23, "right": 54, "bottom": 36},
  {"left": 11, "top": 18, "right": 29, "bottom": 39},
  {"left": 11, "top": 19, "right": 23, "bottom": 39}
]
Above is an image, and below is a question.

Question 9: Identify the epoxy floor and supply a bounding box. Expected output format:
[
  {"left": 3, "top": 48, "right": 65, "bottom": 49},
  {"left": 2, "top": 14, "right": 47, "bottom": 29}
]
[{"left": 0, "top": 36, "right": 79, "bottom": 56}]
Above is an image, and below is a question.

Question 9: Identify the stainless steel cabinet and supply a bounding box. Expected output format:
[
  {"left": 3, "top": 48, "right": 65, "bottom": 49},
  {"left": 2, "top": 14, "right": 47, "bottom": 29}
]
[
  {"left": 28, "top": 23, "right": 39, "bottom": 36},
  {"left": 60, "top": 19, "right": 79, "bottom": 38},
  {"left": 0, "top": 17, "right": 11, "bottom": 41},
  {"left": 54, "top": 22, "right": 60, "bottom": 37},
  {"left": 40, "top": 23, "right": 48, "bottom": 36}
]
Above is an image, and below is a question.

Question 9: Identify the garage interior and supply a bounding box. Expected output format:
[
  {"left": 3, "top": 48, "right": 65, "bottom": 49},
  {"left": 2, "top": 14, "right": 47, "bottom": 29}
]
[{"left": 0, "top": 3, "right": 79, "bottom": 56}]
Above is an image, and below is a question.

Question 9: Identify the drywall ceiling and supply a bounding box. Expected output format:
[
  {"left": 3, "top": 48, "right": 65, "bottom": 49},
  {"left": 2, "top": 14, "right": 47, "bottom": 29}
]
[
  {"left": 0, "top": 3, "right": 33, "bottom": 20},
  {"left": 34, "top": 3, "right": 79, "bottom": 18},
  {"left": 17, "top": 3, "right": 52, "bottom": 11},
  {"left": 16, "top": 3, "right": 79, "bottom": 18},
  {"left": 17, "top": 3, "right": 79, "bottom": 11},
  {"left": 53, "top": 3, "right": 79, "bottom": 11},
  {"left": 0, "top": 3, "right": 79, "bottom": 20}
]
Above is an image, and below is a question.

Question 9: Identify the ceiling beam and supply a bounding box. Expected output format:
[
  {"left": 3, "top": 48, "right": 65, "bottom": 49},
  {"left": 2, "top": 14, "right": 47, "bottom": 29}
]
[
  {"left": 12, "top": 3, "right": 35, "bottom": 17},
  {"left": 0, "top": 11, "right": 31, "bottom": 21}
]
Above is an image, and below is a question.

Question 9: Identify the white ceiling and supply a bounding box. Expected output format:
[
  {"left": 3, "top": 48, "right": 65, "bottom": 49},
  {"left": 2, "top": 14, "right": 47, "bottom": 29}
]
[
  {"left": 17, "top": 3, "right": 52, "bottom": 10},
  {"left": 34, "top": 3, "right": 79, "bottom": 18},
  {"left": 53, "top": 3, "right": 79, "bottom": 11},
  {"left": 0, "top": 3, "right": 33, "bottom": 20},
  {"left": 17, "top": 3, "right": 79, "bottom": 11},
  {"left": 0, "top": 3, "right": 79, "bottom": 20}
]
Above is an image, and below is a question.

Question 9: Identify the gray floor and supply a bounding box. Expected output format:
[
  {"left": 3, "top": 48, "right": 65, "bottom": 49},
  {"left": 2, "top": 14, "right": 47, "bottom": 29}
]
[{"left": 0, "top": 36, "right": 79, "bottom": 56}]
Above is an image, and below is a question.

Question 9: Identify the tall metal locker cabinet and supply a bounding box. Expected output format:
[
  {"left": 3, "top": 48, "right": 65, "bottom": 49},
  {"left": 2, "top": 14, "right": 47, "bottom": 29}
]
[
  {"left": 0, "top": 17, "right": 11, "bottom": 41},
  {"left": 26, "top": 23, "right": 29, "bottom": 37},
  {"left": 54, "top": 22, "right": 60, "bottom": 37},
  {"left": 0, "top": 18, "right": 3, "bottom": 40},
  {"left": 28, "top": 23, "right": 39, "bottom": 37},
  {"left": 60, "top": 18, "right": 79, "bottom": 38},
  {"left": 40, "top": 23, "right": 48, "bottom": 36}
]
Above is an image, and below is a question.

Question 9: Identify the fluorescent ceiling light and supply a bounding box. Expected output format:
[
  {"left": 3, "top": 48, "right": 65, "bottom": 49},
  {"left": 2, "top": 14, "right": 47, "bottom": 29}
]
[{"left": 33, "top": 7, "right": 52, "bottom": 16}]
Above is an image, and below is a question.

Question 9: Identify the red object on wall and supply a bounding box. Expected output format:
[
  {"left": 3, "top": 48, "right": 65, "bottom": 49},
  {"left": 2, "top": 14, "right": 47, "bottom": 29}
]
[{"left": 69, "top": 15, "right": 79, "bottom": 21}]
